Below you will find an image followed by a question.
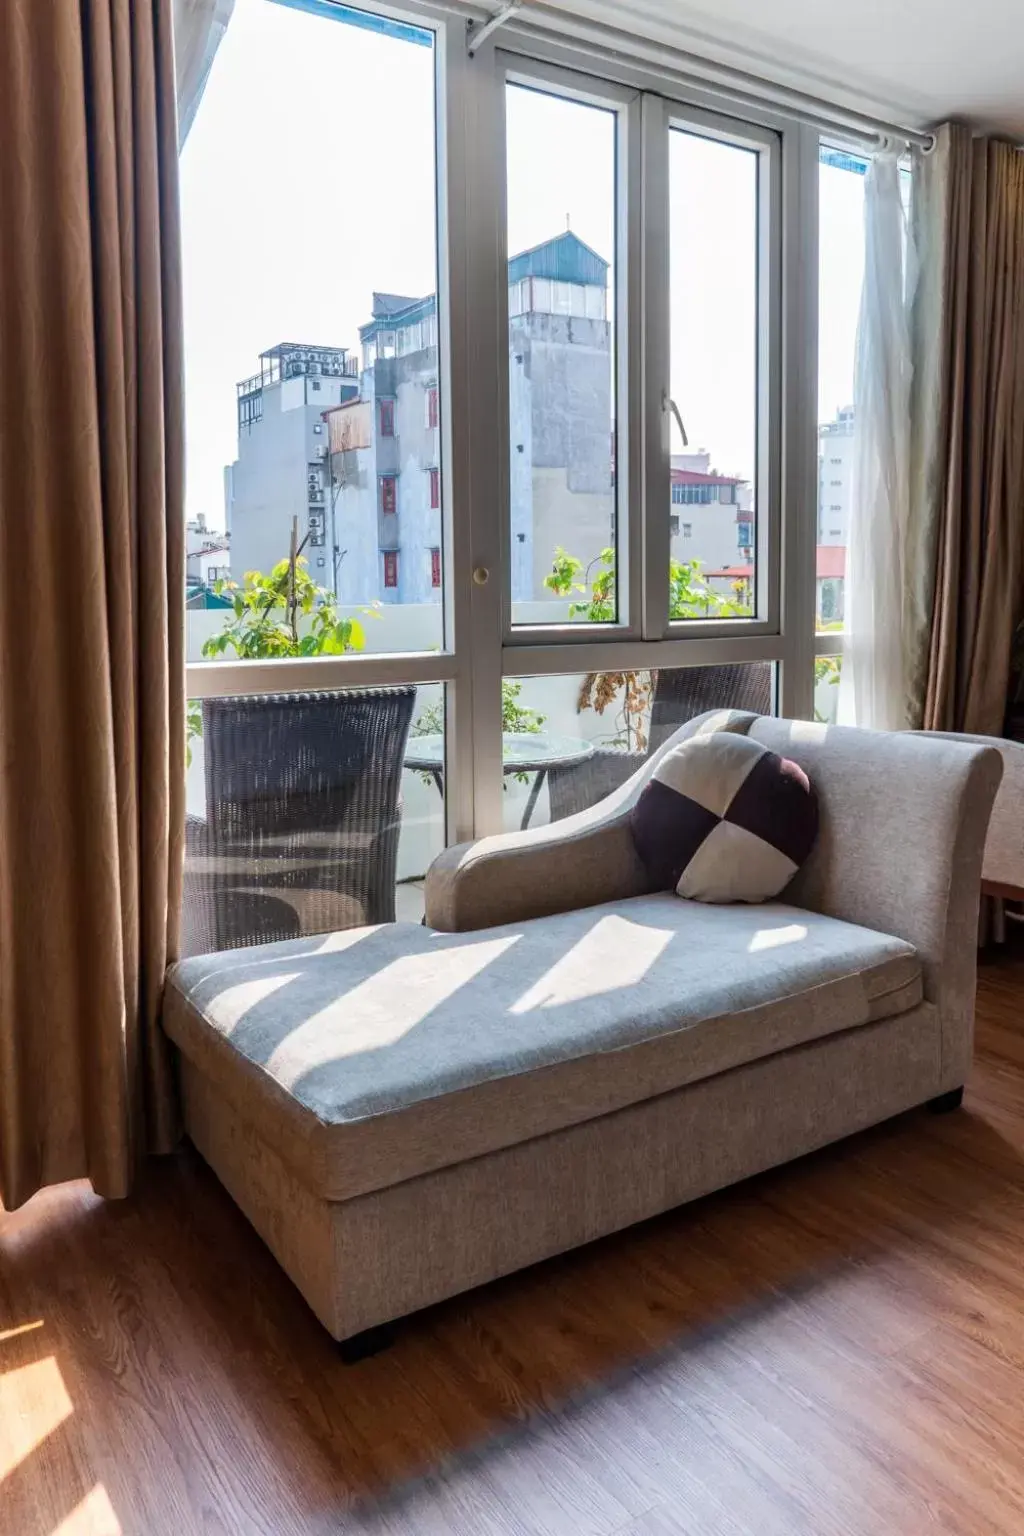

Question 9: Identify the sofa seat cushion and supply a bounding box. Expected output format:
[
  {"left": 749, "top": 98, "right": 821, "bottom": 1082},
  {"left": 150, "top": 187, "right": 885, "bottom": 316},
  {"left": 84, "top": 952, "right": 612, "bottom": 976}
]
[{"left": 164, "top": 895, "right": 923, "bottom": 1202}]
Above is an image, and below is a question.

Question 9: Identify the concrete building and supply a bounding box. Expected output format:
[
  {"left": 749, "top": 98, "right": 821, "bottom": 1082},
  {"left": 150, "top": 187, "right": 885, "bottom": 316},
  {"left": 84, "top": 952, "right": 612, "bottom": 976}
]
[
  {"left": 322, "top": 231, "right": 615, "bottom": 607},
  {"left": 324, "top": 292, "right": 444, "bottom": 607},
  {"left": 185, "top": 513, "right": 231, "bottom": 605},
  {"left": 225, "top": 234, "right": 614, "bottom": 607},
  {"left": 227, "top": 343, "right": 360, "bottom": 584},
  {"left": 223, "top": 241, "right": 764, "bottom": 613},
  {"left": 817, "top": 404, "right": 854, "bottom": 622},
  {"left": 506, "top": 234, "right": 613, "bottom": 605},
  {"left": 819, "top": 404, "right": 854, "bottom": 546},
  {"left": 669, "top": 451, "right": 753, "bottom": 603}
]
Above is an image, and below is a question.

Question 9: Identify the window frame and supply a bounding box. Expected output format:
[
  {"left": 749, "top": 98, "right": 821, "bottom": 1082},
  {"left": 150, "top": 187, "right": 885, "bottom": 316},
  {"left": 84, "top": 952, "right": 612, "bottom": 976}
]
[
  {"left": 647, "top": 98, "right": 782, "bottom": 641},
  {"left": 184, "top": 0, "right": 828, "bottom": 856},
  {"left": 495, "top": 55, "right": 641, "bottom": 647},
  {"left": 379, "top": 472, "right": 397, "bottom": 515}
]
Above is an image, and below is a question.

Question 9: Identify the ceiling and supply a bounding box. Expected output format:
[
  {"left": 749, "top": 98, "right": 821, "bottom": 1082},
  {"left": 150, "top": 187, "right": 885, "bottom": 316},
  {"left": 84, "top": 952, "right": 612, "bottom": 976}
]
[{"left": 554, "top": 0, "right": 1024, "bottom": 136}]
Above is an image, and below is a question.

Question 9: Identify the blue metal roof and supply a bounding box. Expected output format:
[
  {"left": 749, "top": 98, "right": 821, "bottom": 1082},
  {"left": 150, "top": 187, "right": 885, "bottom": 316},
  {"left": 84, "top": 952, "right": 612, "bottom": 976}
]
[
  {"left": 269, "top": 0, "right": 432, "bottom": 49},
  {"left": 508, "top": 231, "right": 609, "bottom": 288},
  {"left": 359, "top": 294, "right": 436, "bottom": 343},
  {"left": 819, "top": 147, "right": 869, "bottom": 176}
]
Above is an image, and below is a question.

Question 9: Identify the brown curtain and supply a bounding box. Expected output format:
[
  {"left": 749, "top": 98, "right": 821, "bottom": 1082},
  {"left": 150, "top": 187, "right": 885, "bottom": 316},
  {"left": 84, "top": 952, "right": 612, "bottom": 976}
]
[
  {"left": 923, "top": 132, "right": 1024, "bottom": 733},
  {"left": 0, "top": 0, "right": 185, "bottom": 1208}
]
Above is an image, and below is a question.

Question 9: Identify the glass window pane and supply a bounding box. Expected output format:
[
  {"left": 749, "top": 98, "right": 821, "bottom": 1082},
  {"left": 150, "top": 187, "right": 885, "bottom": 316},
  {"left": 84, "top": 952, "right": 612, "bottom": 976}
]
[
  {"left": 499, "top": 663, "right": 775, "bottom": 831},
  {"left": 505, "top": 84, "right": 618, "bottom": 626},
  {"left": 814, "top": 654, "right": 842, "bottom": 724},
  {"left": 669, "top": 131, "right": 758, "bottom": 621},
  {"left": 183, "top": 684, "right": 445, "bottom": 954},
  {"left": 181, "top": 0, "right": 445, "bottom": 664},
  {"left": 817, "top": 146, "right": 865, "bottom": 634}
]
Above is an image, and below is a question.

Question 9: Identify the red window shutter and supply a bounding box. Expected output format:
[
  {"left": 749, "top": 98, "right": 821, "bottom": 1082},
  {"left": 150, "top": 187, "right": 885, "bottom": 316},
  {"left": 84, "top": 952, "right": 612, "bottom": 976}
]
[
  {"left": 383, "top": 552, "right": 398, "bottom": 589},
  {"left": 429, "top": 467, "right": 440, "bottom": 509},
  {"left": 380, "top": 475, "right": 396, "bottom": 514},
  {"left": 431, "top": 548, "right": 441, "bottom": 588},
  {"left": 427, "top": 387, "right": 438, "bottom": 430},
  {"left": 380, "top": 399, "right": 395, "bottom": 437}
]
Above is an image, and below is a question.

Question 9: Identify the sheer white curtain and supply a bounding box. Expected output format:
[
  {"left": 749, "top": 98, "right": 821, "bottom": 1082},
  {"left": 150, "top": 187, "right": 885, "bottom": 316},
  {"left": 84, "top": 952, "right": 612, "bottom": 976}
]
[
  {"left": 838, "top": 151, "right": 915, "bottom": 731},
  {"left": 174, "top": 0, "right": 235, "bottom": 147}
]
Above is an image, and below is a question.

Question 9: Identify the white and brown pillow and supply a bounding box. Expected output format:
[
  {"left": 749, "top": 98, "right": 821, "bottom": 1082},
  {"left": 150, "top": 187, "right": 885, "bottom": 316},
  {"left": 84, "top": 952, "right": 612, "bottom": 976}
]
[{"left": 630, "top": 732, "right": 818, "bottom": 903}]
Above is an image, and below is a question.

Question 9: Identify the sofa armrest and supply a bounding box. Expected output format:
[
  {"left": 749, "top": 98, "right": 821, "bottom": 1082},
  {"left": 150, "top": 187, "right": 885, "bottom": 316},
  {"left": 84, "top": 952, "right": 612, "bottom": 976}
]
[
  {"left": 747, "top": 719, "right": 1003, "bottom": 1091},
  {"left": 425, "top": 709, "right": 758, "bottom": 933}
]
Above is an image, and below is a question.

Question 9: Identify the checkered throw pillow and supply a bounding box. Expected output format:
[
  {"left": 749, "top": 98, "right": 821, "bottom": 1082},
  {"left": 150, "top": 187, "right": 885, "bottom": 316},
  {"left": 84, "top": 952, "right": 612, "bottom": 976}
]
[{"left": 630, "top": 732, "right": 818, "bottom": 903}]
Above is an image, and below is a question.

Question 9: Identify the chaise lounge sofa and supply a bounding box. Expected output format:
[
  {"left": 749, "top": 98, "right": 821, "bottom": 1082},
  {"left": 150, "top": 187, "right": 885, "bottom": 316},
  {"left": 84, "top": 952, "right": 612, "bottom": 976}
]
[{"left": 163, "top": 711, "right": 1002, "bottom": 1354}]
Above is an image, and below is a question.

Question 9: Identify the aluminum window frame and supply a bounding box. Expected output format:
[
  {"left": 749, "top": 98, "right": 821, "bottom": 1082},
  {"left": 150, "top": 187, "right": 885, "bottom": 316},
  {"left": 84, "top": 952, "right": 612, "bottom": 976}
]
[
  {"left": 652, "top": 98, "right": 782, "bottom": 641},
  {"left": 183, "top": 0, "right": 827, "bottom": 852},
  {"left": 494, "top": 52, "right": 643, "bottom": 647}
]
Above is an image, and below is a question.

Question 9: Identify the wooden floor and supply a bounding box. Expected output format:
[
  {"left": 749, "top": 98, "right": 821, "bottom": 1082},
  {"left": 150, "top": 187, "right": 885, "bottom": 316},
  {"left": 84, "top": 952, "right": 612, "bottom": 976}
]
[{"left": 5, "top": 954, "right": 1024, "bottom": 1536}]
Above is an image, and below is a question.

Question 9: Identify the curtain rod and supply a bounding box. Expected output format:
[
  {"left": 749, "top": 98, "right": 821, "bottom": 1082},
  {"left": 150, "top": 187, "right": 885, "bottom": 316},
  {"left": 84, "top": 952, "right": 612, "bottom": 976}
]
[{"left": 454, "top": 0, "right": 935, "bottom": 152}]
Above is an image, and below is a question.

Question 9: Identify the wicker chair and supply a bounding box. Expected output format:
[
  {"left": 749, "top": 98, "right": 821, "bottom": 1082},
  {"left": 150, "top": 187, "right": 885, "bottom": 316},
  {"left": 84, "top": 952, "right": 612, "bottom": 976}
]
[
  {"left": 546, "top": 662, "right": 774, "bottom": 823},
  {"left": 182, "top": 687, "right": 416, "bottom": 957}
]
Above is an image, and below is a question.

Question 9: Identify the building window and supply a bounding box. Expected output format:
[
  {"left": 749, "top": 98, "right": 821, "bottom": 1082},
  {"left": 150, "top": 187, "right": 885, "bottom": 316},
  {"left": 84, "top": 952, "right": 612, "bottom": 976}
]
[
  {"left": 737, "top": 522, "right": 752, "bottom": 547},
  {"left": 383, "top": 551, "right": 399, "bottom": 589},
  {"left": 671, "top": 482, "right": 717, "bottom": 505},
  {"left": 431, "top": 547, "right": 441, "bottom": 588},
  {"left": 426, "top": 386, "right": 439, "bottom": 430},
  {"left": 313, "top": 422, "right": 323, "bottom": 435},
  {"left": 380, "top": 474, "right": 397, "bottom": 514},
  {"left": 379, "top": 398, "right": 395, "bottom": 437},
  {"left": 682, "top": 522, "right": 692, "bottom": 538},
  {"left": 829, "top": 528, "right": 842, "bottom": 537},
  {"left": 429, "top": 466, "right": 440, "bottom": 509},
  {"left": 669, "top": 514, "right": 680, "bottom": 536}
]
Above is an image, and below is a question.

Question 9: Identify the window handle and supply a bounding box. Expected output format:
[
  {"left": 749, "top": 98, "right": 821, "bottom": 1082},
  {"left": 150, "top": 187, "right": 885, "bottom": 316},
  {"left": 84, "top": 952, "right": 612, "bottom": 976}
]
[{"left": 665, "top": 394, "right": 689, "bottom": 448}]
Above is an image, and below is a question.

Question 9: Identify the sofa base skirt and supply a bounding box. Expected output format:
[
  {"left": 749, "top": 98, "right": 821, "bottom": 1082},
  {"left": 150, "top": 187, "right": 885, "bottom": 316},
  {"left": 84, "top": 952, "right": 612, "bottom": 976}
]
[{"left": 180, "top": 1002, "right": 943, "bottom": 1342}]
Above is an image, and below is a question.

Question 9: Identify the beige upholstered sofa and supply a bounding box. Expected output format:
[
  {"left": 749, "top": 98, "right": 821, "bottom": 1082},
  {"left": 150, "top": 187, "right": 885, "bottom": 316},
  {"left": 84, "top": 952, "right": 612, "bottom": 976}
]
[{"left": 163, "top": 712, "right": 1002, "bottom": 1357}]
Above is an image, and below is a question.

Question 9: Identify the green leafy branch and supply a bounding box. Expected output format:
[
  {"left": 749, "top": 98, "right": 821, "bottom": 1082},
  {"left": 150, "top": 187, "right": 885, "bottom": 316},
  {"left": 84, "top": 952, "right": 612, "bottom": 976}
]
[
  {"left": 544, "top": 545, "right": 753, "bottom": 749},
  {"left": 544, "top": 546, "right": 752, "bottom": 624},
  {"left": 186, "top": 531, "right": 379, "bottom": 764}
]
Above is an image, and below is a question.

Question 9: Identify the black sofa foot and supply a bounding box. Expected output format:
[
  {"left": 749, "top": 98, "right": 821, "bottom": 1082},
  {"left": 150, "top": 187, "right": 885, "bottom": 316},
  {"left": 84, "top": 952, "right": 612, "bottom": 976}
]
[
  {"left": 338, "top": 1323, "right": 396, "bottom": 1364},
  {"left": 927, "top": 1086, "right": 965, "bottom": 1114}
]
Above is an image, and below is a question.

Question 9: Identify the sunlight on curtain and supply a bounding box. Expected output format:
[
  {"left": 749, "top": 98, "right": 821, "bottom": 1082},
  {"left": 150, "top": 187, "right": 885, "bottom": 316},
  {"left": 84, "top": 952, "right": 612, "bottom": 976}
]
[{"left": 838, "top": 153, "right": 914, "bottom": 731}]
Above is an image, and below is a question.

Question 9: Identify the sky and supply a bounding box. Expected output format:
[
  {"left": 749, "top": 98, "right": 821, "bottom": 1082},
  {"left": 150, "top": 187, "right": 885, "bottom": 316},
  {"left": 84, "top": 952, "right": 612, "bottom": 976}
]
[{"left": 180, "top": 0, "right": 866, "bottom": 534}]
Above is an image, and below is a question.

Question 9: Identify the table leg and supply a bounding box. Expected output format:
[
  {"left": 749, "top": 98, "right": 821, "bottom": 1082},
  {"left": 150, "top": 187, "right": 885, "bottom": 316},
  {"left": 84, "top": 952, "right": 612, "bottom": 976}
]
[{"left": 521, "top": 768, "right": 547, "bottom": 831}]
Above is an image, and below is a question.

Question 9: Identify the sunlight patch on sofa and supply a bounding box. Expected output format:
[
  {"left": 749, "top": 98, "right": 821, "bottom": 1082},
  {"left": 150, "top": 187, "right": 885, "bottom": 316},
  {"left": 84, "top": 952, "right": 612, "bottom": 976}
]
[
  {"left": 748, "top": 923, "right": 809, "bottom": 953},
  {"left": 509, "top": 914, "right": 674, "bottom": 1014},
  {"left": 216, "top": 972, "right": 303, "bottom": 1036},
  {"left": 265, "top": 935, "right": 521, "bottom": 1080}
]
